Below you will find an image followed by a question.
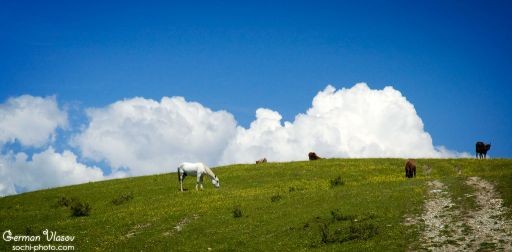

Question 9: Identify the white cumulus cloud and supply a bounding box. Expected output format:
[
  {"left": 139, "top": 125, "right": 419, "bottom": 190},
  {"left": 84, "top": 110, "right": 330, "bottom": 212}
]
[
  {"left": 0, "top": 84, "right": 467, "bottom": 196},
  {"left": 0, "top": 147, "right": 113, "bottom": 196},
  {"left": 0, "top": 95, "right": 67, "bottom": 147},
  {"left": 220, "top": 83, "right": 465, "bottom": 164},
  {"left": 73, "top": 96, "right": 237, "bottom": 176}
]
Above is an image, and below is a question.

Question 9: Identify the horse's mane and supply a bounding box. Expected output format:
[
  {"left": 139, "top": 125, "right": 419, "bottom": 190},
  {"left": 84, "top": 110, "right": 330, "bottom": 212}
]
[{"left": 203, "top": 164, "right": 217, "bottom": 179}]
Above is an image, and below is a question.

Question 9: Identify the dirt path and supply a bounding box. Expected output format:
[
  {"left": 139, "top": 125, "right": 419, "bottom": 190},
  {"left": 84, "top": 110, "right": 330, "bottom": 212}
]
[
  {"left": 419, "top": 180, "right": 465, "bottom": 251},
  {"left": 412, "top": 177, "right": 512, "bottom": 251},
  {"left": 464, "top": 177, "right": 512, "bottom": 251}
]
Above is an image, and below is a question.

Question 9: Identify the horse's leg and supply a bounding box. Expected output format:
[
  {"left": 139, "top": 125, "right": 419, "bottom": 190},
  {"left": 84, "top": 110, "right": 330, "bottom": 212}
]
[
  {"left": 200, "top": 176, "right": 204, "bottom": 190},
  {"left": 178, "top": 170, "right": 183, "bottom": 192},
  {"left": 180, "top": 173, "right": 184, "bottom": 192}
]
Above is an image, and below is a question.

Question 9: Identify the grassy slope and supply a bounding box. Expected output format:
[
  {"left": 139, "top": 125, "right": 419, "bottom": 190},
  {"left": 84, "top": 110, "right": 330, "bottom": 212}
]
[{"left": 1, "top": 159, "right": 511, "bottom": 251}]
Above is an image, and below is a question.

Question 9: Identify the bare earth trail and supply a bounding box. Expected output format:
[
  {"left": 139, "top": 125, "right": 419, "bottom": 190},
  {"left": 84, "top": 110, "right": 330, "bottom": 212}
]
[
  {"left": 411, "top": 177, "right": 512, "bottom": 251},
  {"left": 464, "top": 177, "right": 512, "bottom": 251}
]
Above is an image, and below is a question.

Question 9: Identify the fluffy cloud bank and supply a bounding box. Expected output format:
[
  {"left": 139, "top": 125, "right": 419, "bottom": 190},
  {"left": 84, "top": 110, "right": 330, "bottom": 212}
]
[
  {"left": 220, "top": 83, "right": 462, "bottom": 164},
  {"left": 73, "top": 96, "right": 237, "bottom": 176},
  {"left": 1, "top": 83, "right": 467, "bottom": 196},
  {"left": 74, "top": 83, "right": 464, "bottom": 172},
  {"left": 0, "top": 148, "right": 112, "bottom": 196},
  {"left": 0, "top": 96, "right": 112, "bottom": 196},
  {"left": 0, "top": 95, "right": 67, "bottom": 147}
]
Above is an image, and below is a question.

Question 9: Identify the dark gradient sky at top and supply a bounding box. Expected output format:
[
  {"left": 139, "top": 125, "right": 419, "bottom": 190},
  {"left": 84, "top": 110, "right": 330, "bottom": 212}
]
[{"left": 1, "top": 0, "right": 511, "bottom": 156}]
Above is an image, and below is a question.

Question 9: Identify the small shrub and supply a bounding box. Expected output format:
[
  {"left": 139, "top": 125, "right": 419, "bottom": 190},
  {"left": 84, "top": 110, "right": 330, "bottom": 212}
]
[
  {"left": 270, "top": 194, "right": 282, "bottom": 203},
  {"left": 56, "top": 196, "right": 91, "bottom": 217},
  {"left": 233, "top": 205, "right": 242, "bottom": 218},
  {"left": 112, "top": 193, "right": 134, "bottom": 205},
  {"left": 316, "top": 221, "right": 379, "bottom": 244},
  {"left": 70, "top": 200, "right": 91, "bottom": 217},
  {"left": 330, "top": 209, "right": 354, "bottom": 221},
  {"left": 288, "top": 187, "right": 304, "bottom": 192},
  {"left": 348, "top": 222, "right": 379, "bottom": 240},
  {"left": 330, "top": 176, "right": 344, "bottom": 188},
  {"left": 56, "top": 196, "right": 74, "bottom": 207},
  {"left": 24, "top": 226, "right": 35, "bottom": 235},
  {"left": 366, "top": 212, "right": 377, "bottom": 220},
  {"left": 319, "top": 223, "right": 330, "bottom": 243},
  {"left": 312, "top": 212, "right": 379, "bottom": 245}
]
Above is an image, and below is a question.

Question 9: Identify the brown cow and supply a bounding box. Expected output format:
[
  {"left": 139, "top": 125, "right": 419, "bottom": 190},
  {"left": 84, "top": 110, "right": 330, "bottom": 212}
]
[
  {"left": 255, "top": 158, "right": 267, "bottom": 164},
  {"left": 308, "top": 152, "right": 321, "bottom": 160},
  {"left": 405, "top": 159, "right": 416, "bottom": 178}
]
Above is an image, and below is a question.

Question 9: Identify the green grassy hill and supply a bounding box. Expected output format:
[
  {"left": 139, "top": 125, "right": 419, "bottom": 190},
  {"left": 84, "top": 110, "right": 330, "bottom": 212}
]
[{"left": 1, "top": 159, "right": 511, "bottom": 251}]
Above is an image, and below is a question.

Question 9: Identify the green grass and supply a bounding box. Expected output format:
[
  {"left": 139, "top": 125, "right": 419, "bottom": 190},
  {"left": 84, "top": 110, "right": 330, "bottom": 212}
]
[{"left": 0, "top": 158, "right": 511, "bottom": 251}]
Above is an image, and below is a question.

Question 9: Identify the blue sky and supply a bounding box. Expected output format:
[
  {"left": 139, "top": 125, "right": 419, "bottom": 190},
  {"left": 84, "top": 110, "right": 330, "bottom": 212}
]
[{"left": 1, "top": 0, "right": 511, "bottom": 157}]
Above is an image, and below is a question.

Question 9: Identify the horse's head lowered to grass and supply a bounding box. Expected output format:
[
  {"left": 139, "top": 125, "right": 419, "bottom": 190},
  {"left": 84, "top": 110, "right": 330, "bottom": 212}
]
[{"left": 211, "top": 175, "right": 220, "bottom": 188}]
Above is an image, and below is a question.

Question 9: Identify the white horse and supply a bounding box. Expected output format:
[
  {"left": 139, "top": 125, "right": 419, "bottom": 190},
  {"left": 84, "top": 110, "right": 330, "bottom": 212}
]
[{"left": 177, "top": 162, "right": 220, "bottom": 192}]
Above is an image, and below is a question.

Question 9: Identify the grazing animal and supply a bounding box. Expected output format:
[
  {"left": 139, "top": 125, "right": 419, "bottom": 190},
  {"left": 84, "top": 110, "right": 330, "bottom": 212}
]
[
  {"left": 308, "top": 152, "right": 321, "bottom": 161},
  {"left": 256, "top": 158, "right": 267, "bottom": 164},
  {"left": 475, "top": 141, "right": 491, "bottom": 159},
  {"left": 177, "top": 162, "right": 220, "bottom": 192},
  {"left": 405, "top": 159, "right": 416, "bottom": 178}
]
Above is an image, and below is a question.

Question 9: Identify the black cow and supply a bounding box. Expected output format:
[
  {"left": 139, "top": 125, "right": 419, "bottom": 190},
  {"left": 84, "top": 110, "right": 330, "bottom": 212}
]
[
  {"left": 308, "top": 152, "right": 321, "bottom": 160},
  {"left": 475, "top": 141, "right": 491, "bottom": 159}
]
